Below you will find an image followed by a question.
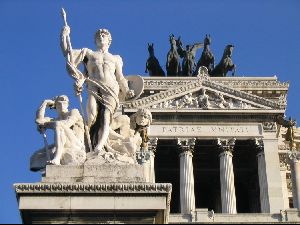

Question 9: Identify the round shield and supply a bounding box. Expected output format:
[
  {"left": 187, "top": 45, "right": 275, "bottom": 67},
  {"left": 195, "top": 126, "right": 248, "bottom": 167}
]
[{"left": 119, "top": 75, "right": 144, "bottom": 102}]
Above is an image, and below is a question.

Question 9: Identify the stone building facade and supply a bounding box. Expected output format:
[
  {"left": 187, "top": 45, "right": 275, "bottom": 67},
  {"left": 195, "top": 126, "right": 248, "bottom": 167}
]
[{"left": 123, "top": 75, "right": 300, "bottom": 223}]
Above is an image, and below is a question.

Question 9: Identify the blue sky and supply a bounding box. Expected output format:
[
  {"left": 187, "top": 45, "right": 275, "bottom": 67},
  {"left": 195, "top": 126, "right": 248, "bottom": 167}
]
[{"left": 0, "top": 0, "right": 299, "bottom": 223}]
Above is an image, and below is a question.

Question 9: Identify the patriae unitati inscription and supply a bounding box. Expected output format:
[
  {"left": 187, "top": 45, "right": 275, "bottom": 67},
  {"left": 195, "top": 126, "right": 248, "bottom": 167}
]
[{"left": 149, "top": 124, "right": 263, "bottom": 138}]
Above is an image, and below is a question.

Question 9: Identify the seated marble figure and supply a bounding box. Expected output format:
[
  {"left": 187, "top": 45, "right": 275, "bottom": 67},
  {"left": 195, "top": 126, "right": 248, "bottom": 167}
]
[{"left": 30, "top": 95, "right": 86, "bottom": 171}]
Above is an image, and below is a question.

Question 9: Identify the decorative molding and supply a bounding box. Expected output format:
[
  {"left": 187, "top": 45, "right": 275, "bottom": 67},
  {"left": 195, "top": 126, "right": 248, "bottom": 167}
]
[
  {"left": 144, "top": 79, "right": 194, "bottom": 90},
  {"left": 14, "top": 183, "right": 172, "bottom": 194},
  {"left": 149, "top": 89, "right": 256, "bottom": 110},
  {"left": 263, "top": 122, "right": 277, "bottom": 132},
  {"left": 143, "top": 78, "right": 289, "bottom": 90},
  {"left": 126, "top": 77, "right": 285, "bottom": 111},
  {"left": 125, "top": 78, "right": 203, "bottom": 109},
  {"left": 203, "top": 80, "right": 284, "bottom": 110},
  {"left": 213, "top": 80, "right": 289, "bottom": 89}
]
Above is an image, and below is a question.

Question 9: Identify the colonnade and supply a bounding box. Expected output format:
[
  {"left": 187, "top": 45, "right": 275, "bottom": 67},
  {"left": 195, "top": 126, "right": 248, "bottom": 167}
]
[{"left": 148, "top": 137, "right": 275, "bottom": 214}]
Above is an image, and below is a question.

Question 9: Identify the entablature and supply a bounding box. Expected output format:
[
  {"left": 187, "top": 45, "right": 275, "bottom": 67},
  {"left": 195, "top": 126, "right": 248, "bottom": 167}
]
[{"left": 139, "top": 76, "right": 289, "bottom": 103}]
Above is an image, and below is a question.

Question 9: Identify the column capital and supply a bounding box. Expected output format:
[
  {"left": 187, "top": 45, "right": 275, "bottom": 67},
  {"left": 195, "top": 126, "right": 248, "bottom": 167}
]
[
  {"left": 217, "top": 138, "right": 236, "bottom": 154},
  {"left": 177, "top": 138, "right": 196, "bottom": 154},
  {"left": 148, "top": 137, "right": 158, "bottom": 153},
  {"left": 253, "top": 138, "right": 264, "bottom": 155}
]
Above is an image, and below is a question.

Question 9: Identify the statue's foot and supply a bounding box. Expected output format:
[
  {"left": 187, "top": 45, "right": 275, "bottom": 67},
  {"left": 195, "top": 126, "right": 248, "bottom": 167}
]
[
  {"left": 47, "top": 159, "right": 60, "bottom": 166},
  {"left": 94, "top": 144, "right": 104, "bottom": 153}
]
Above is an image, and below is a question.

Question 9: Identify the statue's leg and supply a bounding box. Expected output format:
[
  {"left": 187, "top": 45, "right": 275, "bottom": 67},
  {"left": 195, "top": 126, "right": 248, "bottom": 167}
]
[
  {"left": 94, "top": 107, "right": 111, "bottom": 153},
  {"left": 111, "top": 115, "right": 130, "bottom": 138},
  {"left": 87, "top": 93, "right": 97, "bottom": 128},
  {"left": 48, "top": 123, "right": 67, "bottom": 165}
]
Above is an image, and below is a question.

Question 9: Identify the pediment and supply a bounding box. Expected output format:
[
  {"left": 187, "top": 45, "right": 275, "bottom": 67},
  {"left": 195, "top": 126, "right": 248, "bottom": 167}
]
[{"left": 124, "top": 69, "right": 285, "bottom": 111}]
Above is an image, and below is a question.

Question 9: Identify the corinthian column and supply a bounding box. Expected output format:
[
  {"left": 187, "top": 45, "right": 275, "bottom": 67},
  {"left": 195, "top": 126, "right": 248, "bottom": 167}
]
[
  {"left": 289, "top": 151, "right": 300, "bottom": 209},
  {"left": 148, "top": 138, "right": 158, "bottom": 183},
  {"left": 217, "top": 138, "right": 237, "bottom": 214},
  {"left": 254, "top": 138, "right": 270, "bottom": 213},
  {"left": 178, "top": 138, "right": 196, "bottom": 214}
]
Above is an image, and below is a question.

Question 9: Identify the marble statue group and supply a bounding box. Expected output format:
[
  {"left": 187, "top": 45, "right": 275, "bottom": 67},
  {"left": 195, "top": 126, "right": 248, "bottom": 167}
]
[{"left": 30, "top": 9, "right": 151, "bottom": 172}]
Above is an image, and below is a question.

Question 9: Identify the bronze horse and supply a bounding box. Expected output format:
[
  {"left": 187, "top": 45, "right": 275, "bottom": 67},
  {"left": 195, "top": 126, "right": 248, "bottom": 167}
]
[
  {"left": 195, "top": 34, "right": 215, "bottom": 75},
  {"left": 166, "top": 34, "right": 181, "bottom": 76},
  {"left": 145, "top": 43, "right": 165, "bottom": 76},
  {"left": 211, "top": 44, "right": 236, "bottom": 77}
]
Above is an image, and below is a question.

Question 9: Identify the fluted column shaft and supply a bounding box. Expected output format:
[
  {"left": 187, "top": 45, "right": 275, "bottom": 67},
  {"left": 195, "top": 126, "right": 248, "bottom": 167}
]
[
  {"left": 257, "top": 151, "right": 270, "bottom": 212},
  {"left": 178, "top": 138, "right": 196, "bottom": 214},
  {"left": 289, "top": 152, "right": 300, "bottom": 209},
  {"left": 254, "top": 138, "right": 270, "bottom": 213},
  {"left": 218, "top": 138, "right": 237, "bottom": 214}
]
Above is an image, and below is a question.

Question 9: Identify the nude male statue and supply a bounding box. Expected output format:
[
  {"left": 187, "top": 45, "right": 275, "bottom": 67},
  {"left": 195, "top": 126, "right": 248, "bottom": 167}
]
[
  {"left": 30, "top": 95, "right": 86, "bottom": 171},
  {"left": 60, "top": 26, "right": 134, "bottom": 153}
]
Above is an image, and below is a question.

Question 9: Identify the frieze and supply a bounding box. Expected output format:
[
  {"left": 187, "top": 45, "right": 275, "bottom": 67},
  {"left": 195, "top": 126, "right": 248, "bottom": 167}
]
[
  {"left": 149, "top": 124, "right": 263, "bottom": 138},
  {"left": 203, "top": 80, "right": 285, "bottom": 110},
  {"left": 150, "top": 89, "right": 256, "bottom": 110},
  {"left": 14, "top": 183, "right": 172, "bottom": 194},
  {"left": 125, "top": 78, "right": 203, "bottom": 109},
  {"left": 143, "top": 78, "right": 289, "bottom": 90},
  {"left": 213, "top": 80, "right": 289, "bottom": 89}
]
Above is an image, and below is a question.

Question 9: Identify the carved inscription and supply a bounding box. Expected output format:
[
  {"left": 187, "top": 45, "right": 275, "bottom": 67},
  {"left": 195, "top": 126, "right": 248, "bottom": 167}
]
[{"left": 150, "top": 124, "right": 262, "bottom": 138}]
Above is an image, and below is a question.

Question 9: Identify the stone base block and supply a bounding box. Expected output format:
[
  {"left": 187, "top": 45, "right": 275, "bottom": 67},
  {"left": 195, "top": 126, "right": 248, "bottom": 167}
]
[
  {"left": 42, "top": 164, "right": 150, "bottom": 183},
  {"left": 14, "top": 183, "right": 172, "bottom": 224}
]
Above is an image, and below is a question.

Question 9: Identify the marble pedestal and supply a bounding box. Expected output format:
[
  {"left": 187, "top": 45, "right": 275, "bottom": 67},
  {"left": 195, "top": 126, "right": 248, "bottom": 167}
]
[{"left": 15, "top": 165, "right": 172, "bottom": 224}]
